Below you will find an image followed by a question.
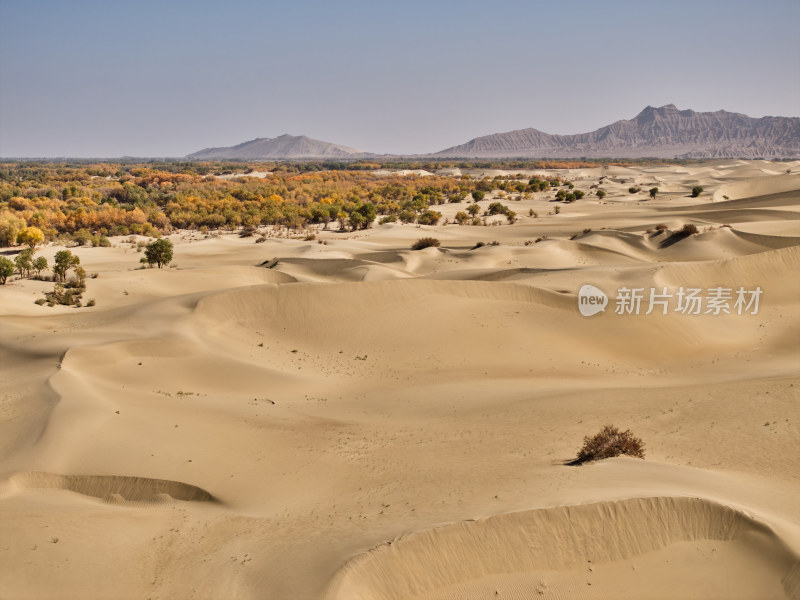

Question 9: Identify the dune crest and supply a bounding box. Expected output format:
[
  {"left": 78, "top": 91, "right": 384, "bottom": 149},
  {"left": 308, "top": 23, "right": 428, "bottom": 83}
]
[{"left": 327, "top": 496, "right": 800, "bottom": 600}]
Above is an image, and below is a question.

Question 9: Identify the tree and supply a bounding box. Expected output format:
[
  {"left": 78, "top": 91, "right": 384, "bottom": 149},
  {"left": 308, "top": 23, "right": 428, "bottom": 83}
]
[
  {"left": 32, "top": 256, "right": 48, "bottom": 279},
  {"left": 596, "top": 189, "right": 606, "bottom": 200},
  {"left": 0, "top": 213, "right": 26, "bottom": 247},
  {"left": 54, "top": 250, "right": 80, "bottom": 282},
  {"left": 0, "top": 256, "right": 13, "bottom": 284},
  {"left": 487, "top": 202, "right": 508, "bottom": 215},
  {"left": 454, "top": 211, "right": 470, "bottom": 225},
  {"left": 17, "top": 226, "right": 45, "bottom": 248},
  {"left": 14, "top": 248, "right": 34, "bottom": 277},
  {"left": 398, "top": 210, "right": 417, "bottom": 224},
  {"left": 471, "top": 190, "right": 485, "bottom": 202},
  {"left": 573, "top": 190, "right": 585, "bottom": 200},
  {"left": 355, "top": 203, "right": 377, "bottom": 229},
  {"left": 467, "top": 203, "right": 481, "bottom": 217},
  {"left": 649, "top": 187, "right": 659, "bottom": 200},
  {"left": 144, "top": 238, "right": 173, "bottom": 268},
  {"left": 73, "top": 266, "right": 87, "bottom": 288},
  {"left": 417, "top": 210, "right": 442, "bottom": 226},
  {"left": 347, "top": 211, "right": 365, "bottom": 231},
  {"left": 691, "top": 186, "right": 703, "bottom": 198}
]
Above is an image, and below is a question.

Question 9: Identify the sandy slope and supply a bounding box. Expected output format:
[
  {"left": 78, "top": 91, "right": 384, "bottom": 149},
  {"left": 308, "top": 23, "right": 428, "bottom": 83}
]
[{"left": 0, "top": 161, "right": 799, "bottom": 599}]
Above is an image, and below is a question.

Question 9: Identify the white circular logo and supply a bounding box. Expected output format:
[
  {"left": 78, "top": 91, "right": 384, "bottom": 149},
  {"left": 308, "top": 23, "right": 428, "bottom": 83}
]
[{"left": 578, "top": 284, "right": 608, "bottom": 317}]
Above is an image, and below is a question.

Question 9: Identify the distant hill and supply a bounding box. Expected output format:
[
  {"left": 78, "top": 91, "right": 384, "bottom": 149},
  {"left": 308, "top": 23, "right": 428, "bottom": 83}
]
[
  {"left": 435, "top": 105, "right": 800, "bottom": 159},
  {"left": 187, "top": 134, "right": 365, "bottom": 160}
]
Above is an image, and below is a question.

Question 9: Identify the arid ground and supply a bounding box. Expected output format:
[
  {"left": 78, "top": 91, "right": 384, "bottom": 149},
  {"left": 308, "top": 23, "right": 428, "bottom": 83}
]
[{"left": 1, "top": 160, "right": 799, "bottom": 599}]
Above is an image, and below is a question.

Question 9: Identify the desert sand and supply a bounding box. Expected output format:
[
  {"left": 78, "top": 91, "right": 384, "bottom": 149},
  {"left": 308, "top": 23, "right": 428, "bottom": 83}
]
[{"left": 1, "top": 160, "right": 799, "bottom": 599}]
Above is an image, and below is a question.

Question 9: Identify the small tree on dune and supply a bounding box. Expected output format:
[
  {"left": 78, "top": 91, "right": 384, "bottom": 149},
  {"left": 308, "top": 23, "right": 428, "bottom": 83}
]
[
  {"left": 32, "top": 256, "right": 48, "bottom": 279},
  {"left": 53, "top": 250, "right": 80, "bottom": 282},
  {"left": 14, "top": 248, "right": 34, "bottom": 277},
  {"left": 454, "top": 211, "right": 470, "bottom": 225},
  {"left": 143, "top": 238, "right": 174, "bottom": 268},
  {"left": 0, "top": 256, "right": 13, "bottom": 284},
  {"left": 691, "top": 186, "right": 703, "bottom": 198}
]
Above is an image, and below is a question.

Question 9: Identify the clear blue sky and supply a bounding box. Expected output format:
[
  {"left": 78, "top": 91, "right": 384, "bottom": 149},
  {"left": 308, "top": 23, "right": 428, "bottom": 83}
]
[{"left": 1, "top": 0, "right": 798, "bottom": 157}]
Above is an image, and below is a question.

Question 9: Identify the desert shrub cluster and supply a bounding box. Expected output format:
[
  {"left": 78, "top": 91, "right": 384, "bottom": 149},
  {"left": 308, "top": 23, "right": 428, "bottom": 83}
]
[
  {"left": 411, "top": 237, "right": 441, "bottom": 250},
  {"left": 574, "top": 425, "right": 645, "bottom": 464}
]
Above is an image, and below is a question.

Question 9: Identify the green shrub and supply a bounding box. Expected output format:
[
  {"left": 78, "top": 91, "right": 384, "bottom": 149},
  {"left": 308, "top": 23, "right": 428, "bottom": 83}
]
[
  {"left": 691, "top": 186, "right": 703, "bottom": 198},
  {"left": 0, "top": 256, "right": 14, "bottom": 284},
  {"left": 454, "top": 211, "right": 469, "bottom": 225},
  {"left": 416, "top": 210, "right": 442, "bottom": 226}
]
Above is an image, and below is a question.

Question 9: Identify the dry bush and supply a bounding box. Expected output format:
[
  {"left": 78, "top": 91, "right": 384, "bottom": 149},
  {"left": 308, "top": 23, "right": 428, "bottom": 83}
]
[
  {"left": 411, "top": 237, "right": 441, "bottom": 250},
  {"left": 239, "top": 225, "right": 257, "bottom": 238},
  {"left": 573, "top": 425, "right": 645, "bottom": 464}
]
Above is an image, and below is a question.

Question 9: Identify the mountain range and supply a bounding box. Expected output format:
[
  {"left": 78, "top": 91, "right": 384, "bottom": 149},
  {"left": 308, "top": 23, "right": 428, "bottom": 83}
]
[{"left": 187, "top": 105, "right": 800, "bottom": 160}]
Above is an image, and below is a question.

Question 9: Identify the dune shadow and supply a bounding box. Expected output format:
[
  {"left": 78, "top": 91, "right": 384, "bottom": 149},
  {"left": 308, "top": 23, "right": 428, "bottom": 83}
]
[{"left": 10, "top": 471, "right": 216, "bottom": 504}]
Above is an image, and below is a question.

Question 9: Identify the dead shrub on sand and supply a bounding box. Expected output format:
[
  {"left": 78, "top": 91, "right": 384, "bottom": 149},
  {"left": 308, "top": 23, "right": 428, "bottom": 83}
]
[
  {"left": 411, "top": 237, "right": 440, "bottom": 250},
  {"left": 572, "top": 425, "right": 645, "bottom": 464}
]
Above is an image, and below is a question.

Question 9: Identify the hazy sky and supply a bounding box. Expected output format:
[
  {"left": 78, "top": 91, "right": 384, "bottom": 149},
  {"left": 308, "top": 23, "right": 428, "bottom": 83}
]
[{"left": 1, "top": 0, "right": 798, "bottom": 157}]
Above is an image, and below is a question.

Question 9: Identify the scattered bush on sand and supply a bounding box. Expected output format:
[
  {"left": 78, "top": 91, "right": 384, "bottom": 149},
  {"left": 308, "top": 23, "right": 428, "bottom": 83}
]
[
  {"left": 411, "top": 237, "right": 440, "bottom": 250},
  {"left": 573, "top": 425, "right": 645, "bottom": 464},
  {"left": 691, "top": 186, "right": 703, "bottom": 198},
  {"left": 675, "top": 223, "right": 699, "bottom": 238}
]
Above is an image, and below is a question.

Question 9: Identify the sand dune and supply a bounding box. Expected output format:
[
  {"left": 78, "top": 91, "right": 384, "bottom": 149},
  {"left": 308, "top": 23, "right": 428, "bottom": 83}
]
[
  {"left": 326, "top": 497, "right": 799, "bottom": 600},
  {"left": 1, "top": 161, "right": 798, "bottom": 599}
]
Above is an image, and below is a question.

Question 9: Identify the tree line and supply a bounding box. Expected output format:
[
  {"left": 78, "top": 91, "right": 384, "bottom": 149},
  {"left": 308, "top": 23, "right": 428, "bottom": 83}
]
[{"left": 0, "top": 163, "right": 566, "bottom": 245}]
